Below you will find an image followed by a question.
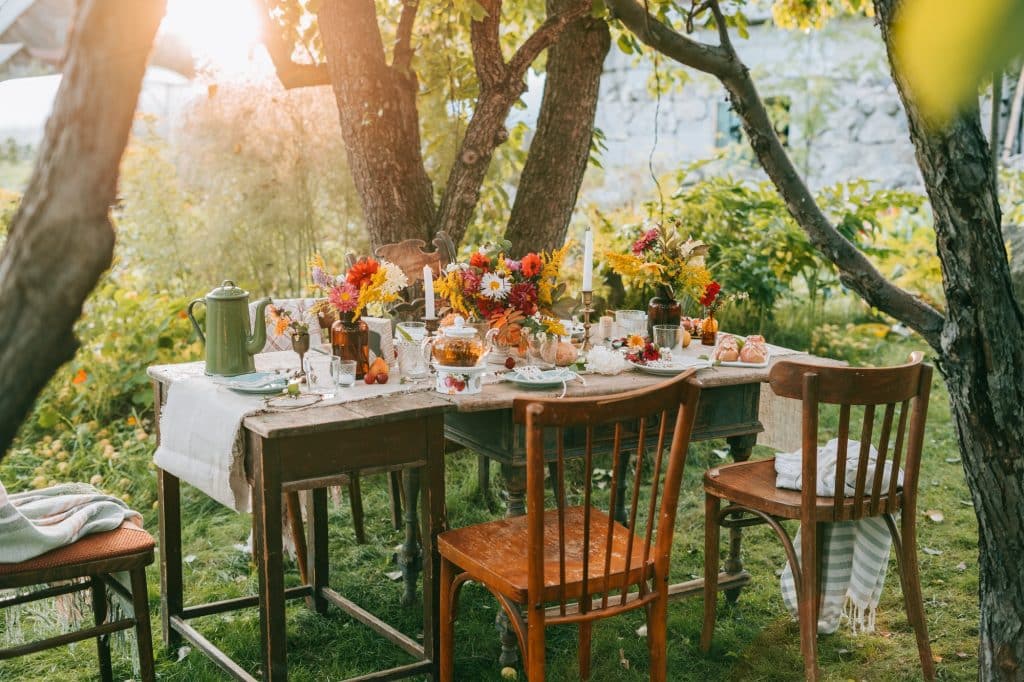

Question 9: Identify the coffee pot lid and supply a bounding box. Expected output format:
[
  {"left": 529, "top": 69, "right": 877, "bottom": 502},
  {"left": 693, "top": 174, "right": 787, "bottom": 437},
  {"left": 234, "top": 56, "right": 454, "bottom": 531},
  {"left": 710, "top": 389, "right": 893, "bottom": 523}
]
[{"left": 207, "top": 280, "right": 248, "bottom": 300}]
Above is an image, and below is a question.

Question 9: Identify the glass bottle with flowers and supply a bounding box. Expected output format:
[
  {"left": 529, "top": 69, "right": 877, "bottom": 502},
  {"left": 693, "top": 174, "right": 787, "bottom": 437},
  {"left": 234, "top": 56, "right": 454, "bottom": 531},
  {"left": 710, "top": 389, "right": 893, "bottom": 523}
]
[
  {"left": 433, "top": 243, "right": 569, "bottom": 362},
  {"left": 698, "top": 281, "right": 748, "bottom": 345},
  {"left": 605, "top": 220, "right": 711, "bottom": 337},
  {"left": 309, "top": 254, "right": 408, "bottom": 379}
]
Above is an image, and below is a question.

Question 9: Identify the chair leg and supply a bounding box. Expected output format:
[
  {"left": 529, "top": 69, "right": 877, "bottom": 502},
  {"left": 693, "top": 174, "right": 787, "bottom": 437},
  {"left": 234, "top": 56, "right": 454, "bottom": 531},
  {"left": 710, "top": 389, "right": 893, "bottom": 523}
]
[
  {"left": 388, "top": 471, "right": 403, "bottom": 531},
  {"left": 129, "top": 566, "right": 156, "bottom": 682},
  {"left": 700, "top": 493, "right": 721, "bottom": 652},
  {"left": 578, "top": 621, "right": 592, "bottom": 680},
  {"left": 285, "top": 491, "right": 309, "bottom": 585},
  {"left": 898, "top": 516, "right": 936, "bottom": 680},
  {"left": 526, "top": 594, "right": 546, "bottom": 682},
  {"left": 798, "top": 521, "right": 819, "bottom": 682},
  {"left": 647, "top": 587, "right": 669, "bottom": 682},
  {"left": 439, "top": 557, "right": 457, "bottom": 682},
  {"left": 348, "top": 474, "right": 367, "bottom": 544},
  {"left": 90, "top": 577, "right": 113, "bottom": 682}
]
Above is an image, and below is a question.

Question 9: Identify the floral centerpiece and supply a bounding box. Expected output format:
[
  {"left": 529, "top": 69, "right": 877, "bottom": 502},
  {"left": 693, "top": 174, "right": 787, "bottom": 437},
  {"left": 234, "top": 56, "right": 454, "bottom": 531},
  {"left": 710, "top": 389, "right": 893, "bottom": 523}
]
[
  {"left": 694, "top": 280, "right": 748, "bottom": 345},
  {"left": 308, "top": 254, "right": 409, "bottom": 378},
  {"left": 605, "top": 221, "right": 712, "bottom": 333},
  {"left": 433, "top": 243, "right": 569, "bottom": 356}
]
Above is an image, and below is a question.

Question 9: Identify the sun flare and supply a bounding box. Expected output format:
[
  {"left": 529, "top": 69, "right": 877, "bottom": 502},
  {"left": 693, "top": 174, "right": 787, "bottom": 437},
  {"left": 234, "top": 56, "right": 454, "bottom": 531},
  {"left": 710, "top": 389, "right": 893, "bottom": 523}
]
[{"left": 161, "top": 0, "right": 264, "bottom": 74}]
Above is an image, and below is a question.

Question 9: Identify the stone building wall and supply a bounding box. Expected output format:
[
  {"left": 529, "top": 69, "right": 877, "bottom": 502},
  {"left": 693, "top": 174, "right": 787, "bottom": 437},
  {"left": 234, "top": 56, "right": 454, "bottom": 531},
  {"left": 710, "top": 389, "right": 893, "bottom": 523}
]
[{"left": 582, "top": 17, "right": 923, "bottom": 206}]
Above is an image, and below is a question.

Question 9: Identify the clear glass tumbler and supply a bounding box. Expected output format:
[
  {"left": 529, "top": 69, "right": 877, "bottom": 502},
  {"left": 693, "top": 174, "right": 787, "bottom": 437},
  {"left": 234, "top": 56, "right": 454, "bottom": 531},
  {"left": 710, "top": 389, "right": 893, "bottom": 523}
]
[
  {"left": 333, "top": 358, "right": 357, "bottom": 388},
  {"left": 653, "top": 324, "right": 681, "bottom": 351}
]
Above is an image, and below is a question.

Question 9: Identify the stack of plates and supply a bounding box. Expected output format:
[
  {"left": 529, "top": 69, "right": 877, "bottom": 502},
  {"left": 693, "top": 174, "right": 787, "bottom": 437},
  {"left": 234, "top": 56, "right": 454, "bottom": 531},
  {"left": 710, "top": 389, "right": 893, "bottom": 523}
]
[{"left": 213, "top": 372, "right": 289, "bottom": 394}]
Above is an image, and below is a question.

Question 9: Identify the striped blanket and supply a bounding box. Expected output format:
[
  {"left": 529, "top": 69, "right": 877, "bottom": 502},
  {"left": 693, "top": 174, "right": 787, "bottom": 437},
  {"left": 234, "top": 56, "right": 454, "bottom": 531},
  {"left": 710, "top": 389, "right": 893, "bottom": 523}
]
[
  {"left": 0, "top": 480, "right": 141, "bottom": 564},
  {"left": 775, "top": 439, "right": 902, "bottom": 634}
]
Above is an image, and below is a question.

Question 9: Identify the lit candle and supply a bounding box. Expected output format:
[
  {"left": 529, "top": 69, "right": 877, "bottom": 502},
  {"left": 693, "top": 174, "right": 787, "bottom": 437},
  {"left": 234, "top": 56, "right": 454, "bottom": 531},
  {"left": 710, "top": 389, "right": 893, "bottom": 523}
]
[
  {"left": 423, "top": 265, "right": 435, "bottom": 319},
  {"left": 582, "top": 228, "right": 594, "bottom": 291}
]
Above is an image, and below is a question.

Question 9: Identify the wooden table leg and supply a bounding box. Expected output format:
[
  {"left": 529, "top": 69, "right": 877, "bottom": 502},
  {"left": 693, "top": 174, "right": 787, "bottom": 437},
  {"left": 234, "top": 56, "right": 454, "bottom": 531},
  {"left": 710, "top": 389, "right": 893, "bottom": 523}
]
[
  {"left": 724, "top": 433, "right": 757, "bottom": 604},
  {"left": 500, "top": 462, "right": 527, "bottom": 518},
  {"left": 252, "top": 439, "right": 288, "bottom": 681},
  {"left": 305, "top": 488, "right": 329, "bottom": 615},
  {"left": 399, "top": 467, "right": 422, "bottom": 607},
  {"left": 421, "top": 414, "right": 447, "bottom": 678},
  {"left": 157, "top": 467, "right": 182, "bottom": 649}
]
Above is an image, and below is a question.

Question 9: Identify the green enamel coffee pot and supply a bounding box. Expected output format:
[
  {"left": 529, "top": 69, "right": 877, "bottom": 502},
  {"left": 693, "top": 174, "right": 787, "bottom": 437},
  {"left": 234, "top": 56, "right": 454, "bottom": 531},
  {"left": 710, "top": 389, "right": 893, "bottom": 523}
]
[{"left": 187, "top": 280, "right": 271, "bottom": 376}]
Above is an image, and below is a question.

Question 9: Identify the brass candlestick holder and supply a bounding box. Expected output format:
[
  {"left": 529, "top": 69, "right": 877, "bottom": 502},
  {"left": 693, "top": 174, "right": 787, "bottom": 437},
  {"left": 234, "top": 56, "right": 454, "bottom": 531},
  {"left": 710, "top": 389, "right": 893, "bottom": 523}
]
[
  {"left": 580, "top": 290, "right": 594, "bottom": 352},
  {"left": 423, "top": 316, "right": 440, "bottom": 337}
]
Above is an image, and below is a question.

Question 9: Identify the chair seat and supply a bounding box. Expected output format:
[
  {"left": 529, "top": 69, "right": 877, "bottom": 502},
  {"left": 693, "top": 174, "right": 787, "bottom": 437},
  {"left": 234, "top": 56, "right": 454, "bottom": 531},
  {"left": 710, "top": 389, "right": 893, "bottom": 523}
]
[
  {"left": 438, "top": 506, "right": 653, "bottom": 603},
  {"left": 704, "top": 458, "right": 902, "bottom": 522},
  {"left": 0, "top": 524, "right": 154, "bottom": 584}
]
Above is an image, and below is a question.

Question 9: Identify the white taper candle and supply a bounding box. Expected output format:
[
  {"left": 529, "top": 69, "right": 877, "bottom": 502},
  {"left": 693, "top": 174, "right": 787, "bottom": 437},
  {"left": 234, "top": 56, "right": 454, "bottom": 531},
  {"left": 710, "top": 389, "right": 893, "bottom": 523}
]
[
  {"left": 582, "top": 228, "right": 594, "bottom": 291},
  {"left": 423, "top": 265, "right": 436, "bottom": 319}
]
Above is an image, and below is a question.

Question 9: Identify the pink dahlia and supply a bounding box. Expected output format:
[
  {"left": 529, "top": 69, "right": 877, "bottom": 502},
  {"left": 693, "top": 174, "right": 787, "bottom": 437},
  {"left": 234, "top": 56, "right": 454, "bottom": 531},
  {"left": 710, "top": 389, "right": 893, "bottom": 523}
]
[
  {"left": 631, "top": 228, "right": 659, "bottom": 255},
  {"left": 329, "top": 282, "right": 360, "bottom": 314}
]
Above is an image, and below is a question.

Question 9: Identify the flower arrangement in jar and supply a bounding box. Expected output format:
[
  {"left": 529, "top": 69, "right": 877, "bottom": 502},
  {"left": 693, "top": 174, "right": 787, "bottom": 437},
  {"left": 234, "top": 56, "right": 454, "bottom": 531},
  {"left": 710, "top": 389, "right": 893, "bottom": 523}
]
[
  {"left": 308, "top": 254, "right": 409, "bottom": 378},
  {"left": 433, "top": 242, "right": 569, "bottom": 357}
]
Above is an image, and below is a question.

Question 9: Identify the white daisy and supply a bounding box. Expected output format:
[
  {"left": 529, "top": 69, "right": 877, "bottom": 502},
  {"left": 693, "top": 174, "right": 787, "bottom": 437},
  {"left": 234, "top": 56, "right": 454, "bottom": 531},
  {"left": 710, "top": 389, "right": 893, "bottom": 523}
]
[
  {"left": 379, "top": 260, "right": 409, "bottom": 296},
  {"left": 479, "top": 272, "right": 510, "bottom": 300}
]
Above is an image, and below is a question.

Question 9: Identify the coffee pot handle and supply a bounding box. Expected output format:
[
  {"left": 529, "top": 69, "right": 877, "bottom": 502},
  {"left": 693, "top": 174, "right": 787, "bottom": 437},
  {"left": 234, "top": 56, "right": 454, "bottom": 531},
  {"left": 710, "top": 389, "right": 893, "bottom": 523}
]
[{"left": 187, "top": 299, "right": 206, "bottom": 345}]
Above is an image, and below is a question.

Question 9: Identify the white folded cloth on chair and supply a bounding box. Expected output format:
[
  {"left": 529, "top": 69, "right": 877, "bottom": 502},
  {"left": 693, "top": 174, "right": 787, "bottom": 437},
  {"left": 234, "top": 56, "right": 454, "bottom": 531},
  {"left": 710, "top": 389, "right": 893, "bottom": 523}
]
[
  {"left": 0, "top": 481, "right": 141, "bottom": 563},
  {"left": 775, "top": 439, "right": 903, "bottom": 634}
]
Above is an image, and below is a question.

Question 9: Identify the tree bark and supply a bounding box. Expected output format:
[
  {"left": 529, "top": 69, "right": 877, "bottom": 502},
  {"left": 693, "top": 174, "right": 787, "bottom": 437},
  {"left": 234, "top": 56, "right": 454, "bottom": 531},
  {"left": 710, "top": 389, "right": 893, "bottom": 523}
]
[
  {"left": 506, "top": 0, "right": 610, "bottom": 257},
  {"left": 0, "top": 0, "right": 165, "bottom": 458},
  {"left": 435, "top": 0, "right": 593, "bottom": 246},
  {"left": 875, "top": 3, "right": 1024, "bottom": 677},
  {"left": 317, "top": 0, "right": 436, "bottom": 248}
]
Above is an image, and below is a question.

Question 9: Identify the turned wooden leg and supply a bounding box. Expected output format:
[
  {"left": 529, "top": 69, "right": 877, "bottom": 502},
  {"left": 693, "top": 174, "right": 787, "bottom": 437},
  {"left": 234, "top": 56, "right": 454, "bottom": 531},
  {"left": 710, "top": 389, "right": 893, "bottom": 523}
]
[
  {"left": 701, "top": 493, "right": 721, "bottom": 652},
  {"left": 724, "top": 434, "right": 756, "bottom": 603},
  {"left": 399, "top": 467, "right": 422, "bottom": 607},
  {"left": 348, "top": 474, "right": 367, "bottom": 544}
]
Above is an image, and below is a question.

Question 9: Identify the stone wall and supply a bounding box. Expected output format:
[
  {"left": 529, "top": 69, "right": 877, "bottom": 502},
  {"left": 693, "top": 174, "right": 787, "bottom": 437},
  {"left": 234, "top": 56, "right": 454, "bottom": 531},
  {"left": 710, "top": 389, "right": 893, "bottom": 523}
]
[{"left": 582, "top": 17, "right": 922, "bottom": 206}]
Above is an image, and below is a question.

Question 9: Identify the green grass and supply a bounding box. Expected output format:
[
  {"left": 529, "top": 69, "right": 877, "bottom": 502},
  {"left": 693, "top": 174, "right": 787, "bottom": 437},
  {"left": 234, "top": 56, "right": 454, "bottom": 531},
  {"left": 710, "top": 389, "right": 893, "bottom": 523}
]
[{"left": 0, "top": 340, "right": 981, "bottom": 681}]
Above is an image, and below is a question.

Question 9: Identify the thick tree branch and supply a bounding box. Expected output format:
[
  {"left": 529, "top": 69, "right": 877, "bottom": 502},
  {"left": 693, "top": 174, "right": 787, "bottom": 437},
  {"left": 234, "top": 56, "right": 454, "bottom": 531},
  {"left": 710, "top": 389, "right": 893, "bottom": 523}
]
[
  {"left": 507, "top": 0, "right": 593, "bottom": 82},
  {"left": 507, "top": 0, "right": 610, "bottom": 256},
  {"left": 471, "top": 0, "right": 506, "bottom": 90},
  {"left": 608, "top": 0, "right": 734, "bottom": 78},
  {"left": 438, "top": 0, "right": 592, "bottom": 245},
  {"left": 261, "top": 0, "right": 330, "bottom": 89},
  {"left": 0, "top": 0, "right": 165, "bottom": 458},
  {"left": 392, "top": 0, "right": 418, "bottom": 71},
  {"left": 607, "top": 0, "right": 945, "bottom": 347}
]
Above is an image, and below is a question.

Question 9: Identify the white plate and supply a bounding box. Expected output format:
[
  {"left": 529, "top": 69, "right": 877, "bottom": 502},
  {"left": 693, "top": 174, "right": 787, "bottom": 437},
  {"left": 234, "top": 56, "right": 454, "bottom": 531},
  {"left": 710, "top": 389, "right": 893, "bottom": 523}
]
[
  {"left": 628, "top": 359, "right": 711, "bottom": 375},
  {"left": 505, "top": 368, "right": 578, "bottom": 389},
  {"left": 214, "top": 372, "right": 289, "bottom": 394}
]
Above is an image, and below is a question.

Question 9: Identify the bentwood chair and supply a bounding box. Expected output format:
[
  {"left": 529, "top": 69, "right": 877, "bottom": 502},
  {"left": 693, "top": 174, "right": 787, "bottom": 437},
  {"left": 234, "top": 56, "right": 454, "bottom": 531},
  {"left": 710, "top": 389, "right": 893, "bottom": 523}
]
[
  {"left": 0, "top": 522, "right": 156, "bottom": 681},
  {"left": 701, "top": 355, "right": 935, "bottom": 680},
  {"left": 438, "top": 371, "right": 702, "bottom": 681}
]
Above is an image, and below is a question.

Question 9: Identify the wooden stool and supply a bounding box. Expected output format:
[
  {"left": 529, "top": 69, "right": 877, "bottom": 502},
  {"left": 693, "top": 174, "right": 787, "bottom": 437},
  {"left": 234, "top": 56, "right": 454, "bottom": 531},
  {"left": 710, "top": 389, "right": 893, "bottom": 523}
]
[{"left": 0, "top": 523, "right": 156, "bottom": 681}]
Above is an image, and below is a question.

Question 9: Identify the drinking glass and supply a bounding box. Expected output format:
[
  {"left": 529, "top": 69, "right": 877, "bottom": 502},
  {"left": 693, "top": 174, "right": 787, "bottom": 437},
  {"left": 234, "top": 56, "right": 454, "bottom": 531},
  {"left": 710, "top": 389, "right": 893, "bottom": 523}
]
[
  {"left": 333, "top": 358, "right": 357, "bottom": 388},
  {"left": 653, "top": 324, "right": 680, "bottom": 351},
  {"left": 616, "top": 310, "right": 648, "bottom": 338},
  {"left": 396, "top": 338, "right": 429, "bottom": 378},
  {"left": 305, "top": 353, "right": 336, "bottom": 392},
  {"left": 396, "top": 321, "right": 427, "bottom": 342}
]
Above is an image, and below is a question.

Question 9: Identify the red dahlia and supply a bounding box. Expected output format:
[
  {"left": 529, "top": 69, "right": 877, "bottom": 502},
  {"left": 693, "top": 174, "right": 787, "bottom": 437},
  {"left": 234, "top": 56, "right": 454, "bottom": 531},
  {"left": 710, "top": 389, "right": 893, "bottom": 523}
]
[{"left": 508, "top": 282, "right": 538, "bottom": 316}]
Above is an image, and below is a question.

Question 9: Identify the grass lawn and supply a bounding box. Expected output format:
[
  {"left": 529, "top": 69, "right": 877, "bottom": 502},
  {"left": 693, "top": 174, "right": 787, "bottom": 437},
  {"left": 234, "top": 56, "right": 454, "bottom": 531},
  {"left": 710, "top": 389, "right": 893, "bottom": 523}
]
[{"left": 0, "top": 341, "right": 981, "bottom": 681}]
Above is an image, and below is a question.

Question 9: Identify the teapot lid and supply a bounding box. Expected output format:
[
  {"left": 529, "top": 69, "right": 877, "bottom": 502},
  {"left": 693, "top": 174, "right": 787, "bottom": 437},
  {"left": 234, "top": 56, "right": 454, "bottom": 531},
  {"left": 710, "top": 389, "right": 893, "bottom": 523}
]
[
  {"left": 442, "top": 315, "right": 478, "bottom": 338},
  {"left": 207, "top": 280, "right": 248, "bottom": 300}
]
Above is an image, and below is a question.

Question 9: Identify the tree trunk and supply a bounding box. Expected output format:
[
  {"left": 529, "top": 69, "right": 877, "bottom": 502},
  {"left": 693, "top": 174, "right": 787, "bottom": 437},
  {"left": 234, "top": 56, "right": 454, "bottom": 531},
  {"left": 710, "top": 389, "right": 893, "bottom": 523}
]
[
  {"left": 0, "top": 0, "right": 165, "bottom": 457},
  {"left": 875, "top": 3, "right": 1024, "bottom": 677},
  {"left": 505, "top": 1, "right": 610, "bottom": 257},
  {"left": 317, "top": 0, "right": 436, "bottom": 248}
]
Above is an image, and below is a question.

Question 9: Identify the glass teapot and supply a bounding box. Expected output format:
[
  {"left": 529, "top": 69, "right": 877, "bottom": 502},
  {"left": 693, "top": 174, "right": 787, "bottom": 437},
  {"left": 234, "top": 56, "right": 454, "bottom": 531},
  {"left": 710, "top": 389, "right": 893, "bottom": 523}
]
[{"left": 423, "top": 315, "right": 497, "bottom": 368}]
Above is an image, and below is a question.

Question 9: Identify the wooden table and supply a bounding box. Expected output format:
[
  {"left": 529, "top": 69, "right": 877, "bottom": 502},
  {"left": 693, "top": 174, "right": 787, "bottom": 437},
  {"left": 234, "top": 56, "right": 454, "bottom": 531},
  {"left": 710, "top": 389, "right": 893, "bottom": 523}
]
[
  {"left": 442, "top": 354, "right": 808, "bottom": 666},
  {"left": 150, "top": 364, "right": 453, "bottom": 682}
]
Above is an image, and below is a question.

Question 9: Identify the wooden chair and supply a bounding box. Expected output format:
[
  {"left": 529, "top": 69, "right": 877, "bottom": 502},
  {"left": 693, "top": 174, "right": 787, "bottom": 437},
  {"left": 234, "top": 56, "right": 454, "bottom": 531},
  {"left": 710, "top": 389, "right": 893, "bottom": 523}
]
[
  {"left": 438, "top": 371, "right": 702, "bottom": 681},
  {"left": 700, "top": 355, "right": 935, "bottom": 680},
  {"left": 0, "top": 523, "right": 156, "bottom": 681}
]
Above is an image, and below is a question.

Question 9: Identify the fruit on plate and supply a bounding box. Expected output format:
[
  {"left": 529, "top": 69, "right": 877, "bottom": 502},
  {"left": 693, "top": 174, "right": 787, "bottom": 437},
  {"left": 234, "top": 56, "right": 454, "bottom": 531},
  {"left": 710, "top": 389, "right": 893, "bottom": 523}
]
[
  {"left": 555, "top": 342, "right": 578, "bottom": 366},
  {"left": 714, "top": 334, "right": 740, "bottom": 362},
  {"left": 365, "top": 356, "right": 389, "bottom": 385},
  {"left": 739, "top": 334, "right": 768, "bottom": 363},
  {"left": 681, "top": 328, "right": 692, "bottom": 348},
  {"left": 504, "top": 356, "right": 516, "bottom": 370}
]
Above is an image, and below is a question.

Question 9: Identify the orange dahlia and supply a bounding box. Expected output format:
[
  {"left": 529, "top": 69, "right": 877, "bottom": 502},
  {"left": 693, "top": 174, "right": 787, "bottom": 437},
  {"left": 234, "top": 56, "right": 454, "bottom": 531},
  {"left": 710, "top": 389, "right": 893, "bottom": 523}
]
[
  {"left": 520, "top": 252, "right": 542, "bottom": 278},
  {"left": 346, "top": 257, "right": 379, "bottom": 289}
]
